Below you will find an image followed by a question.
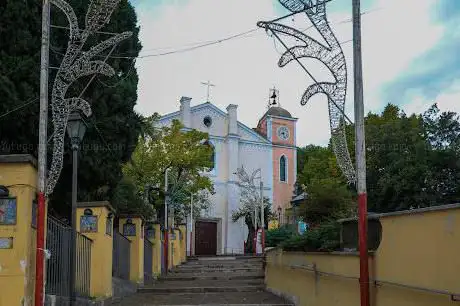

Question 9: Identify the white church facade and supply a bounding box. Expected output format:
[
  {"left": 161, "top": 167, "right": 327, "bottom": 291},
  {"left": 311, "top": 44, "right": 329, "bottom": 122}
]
[{"left": 158, "top": 95, "right": 298, "bottom": 255}]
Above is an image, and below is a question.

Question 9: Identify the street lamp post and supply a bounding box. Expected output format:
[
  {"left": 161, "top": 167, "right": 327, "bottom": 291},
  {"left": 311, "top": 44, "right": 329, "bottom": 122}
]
[
  {"left": 190, "top": 193, "right": 194, "bottom": 256},
  {"left": 66, "top": 111, "right": 87, "bottom": 305},
  {"left": 260, "top": 181, "right": 265, "bottom": 253},
  {"left": 277, "top": 206, "right": 281, "bottom": 225},
  {"left": 164, "top": 168, "right": 170, "bottom": 273}
]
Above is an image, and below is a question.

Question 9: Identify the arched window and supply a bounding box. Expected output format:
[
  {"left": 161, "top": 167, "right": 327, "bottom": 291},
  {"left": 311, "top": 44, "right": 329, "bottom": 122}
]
[
  {"left": 280, "top": 155, "right": 287, "bottom": 182},
  {"left": 203, "top": 141, "right": 215, "bottom": 171}
]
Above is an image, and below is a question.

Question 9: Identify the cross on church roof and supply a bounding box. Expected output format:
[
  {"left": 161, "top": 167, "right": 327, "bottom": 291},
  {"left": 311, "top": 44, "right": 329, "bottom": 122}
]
[{"left": 201, "top": 80, "right": 215, "bottom": 102}]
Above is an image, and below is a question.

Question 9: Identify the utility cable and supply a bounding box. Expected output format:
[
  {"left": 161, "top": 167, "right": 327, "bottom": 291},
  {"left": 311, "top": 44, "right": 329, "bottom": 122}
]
[
  {"left": 270, "top": 29, "right": 353, "bottom": 124},
  {"left": 1, "top": 7, "right": 381, "bottom": 121},
  {"left": 48, "top": 7, "right": 381, "bottom": 60},
  {"left": 0, "top": 97, "right": 39, "bottom": 120},
  {"left": 3, "top": 51, "right": 41, "bottom": 77}
]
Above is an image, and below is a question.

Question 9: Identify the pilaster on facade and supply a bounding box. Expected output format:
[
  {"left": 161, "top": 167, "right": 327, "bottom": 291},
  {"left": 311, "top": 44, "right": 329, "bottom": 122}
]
[{"left": 180, "top": 96, "right": 192, "bottom": 128}]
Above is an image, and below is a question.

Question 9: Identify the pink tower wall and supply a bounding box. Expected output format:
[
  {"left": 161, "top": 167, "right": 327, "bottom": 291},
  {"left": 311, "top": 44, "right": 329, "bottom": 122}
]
[{"left": 271, "top": 118, "right": 296, "bottom": 219}]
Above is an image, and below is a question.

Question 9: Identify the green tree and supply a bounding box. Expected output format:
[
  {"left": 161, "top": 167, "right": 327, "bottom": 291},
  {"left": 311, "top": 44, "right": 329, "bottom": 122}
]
[
  {"left": 342, "top": 103, "right": 460, "bottom": 212},
  {"left": 299, "top": 178, "right": 355, "bottom": 225},
  {"left": 111, "top": 177, "right": 152, "bottom": 217},
  {"left": 343, "top": 104, "right": 429, "bottom": 212},
  {"left": 297, "top": 103, "right": 460, "bottom": 215},
  {"left": 0, "top": 0, "right": 143, "bottom": 218},
  {"left": 422, "top": 104, "right": 460, "bottom": 204},
  {"left": 297, "top": 145, "right": 345, "bottom": 186},
  {"left": 296, "top": 145, "right": 355, "bottom": 224},
  {"left": 122, "top": 119, "right": 214, "bottom": 222}
]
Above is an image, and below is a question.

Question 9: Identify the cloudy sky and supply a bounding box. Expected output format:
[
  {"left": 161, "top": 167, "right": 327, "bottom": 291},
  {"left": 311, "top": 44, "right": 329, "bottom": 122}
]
[{"left": 128, "top": 0, "right": 460, "bottom": 146}]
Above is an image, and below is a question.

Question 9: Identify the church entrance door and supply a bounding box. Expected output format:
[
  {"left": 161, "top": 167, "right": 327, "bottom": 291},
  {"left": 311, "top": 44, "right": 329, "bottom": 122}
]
[{"left": 195, "top": 221, "right": 217, "bottom": 256}]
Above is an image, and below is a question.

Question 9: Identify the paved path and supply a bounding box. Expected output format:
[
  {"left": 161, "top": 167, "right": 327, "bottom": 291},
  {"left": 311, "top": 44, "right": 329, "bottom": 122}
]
[{"left": 112, "top": 256, "right": 292, "bottom": 305}]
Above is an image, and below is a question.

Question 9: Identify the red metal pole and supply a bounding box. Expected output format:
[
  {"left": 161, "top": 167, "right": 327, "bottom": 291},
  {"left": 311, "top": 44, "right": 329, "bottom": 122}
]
[
  {"left": 353, "top": 0, "right": 370, "bottom": 305},
  {"left": 261, "top": 228, "right": 265, "bottom": 253},
  {"left": 35, "top": 192, "right": 46, "bottom": 306},
  {"left": 164, "top": 229, "right": 169, "bottom": 273},
  {"left": 358, "top": 194, "right": 369, "bottom": 306}
]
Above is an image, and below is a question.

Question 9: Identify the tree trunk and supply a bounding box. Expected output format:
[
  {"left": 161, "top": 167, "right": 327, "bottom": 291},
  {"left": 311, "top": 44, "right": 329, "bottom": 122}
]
[
  {"left": 246, "top": 227, "right": 255, "bottom": 254},
  {"left": 245, "top": 214, "right": 255, "bottom": 254}
]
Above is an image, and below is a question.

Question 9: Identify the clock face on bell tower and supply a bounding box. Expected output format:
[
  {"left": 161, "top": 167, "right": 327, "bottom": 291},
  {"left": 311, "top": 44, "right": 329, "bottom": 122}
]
[{"left": 277, "top": 126, "right": 290, "bottom": 140}]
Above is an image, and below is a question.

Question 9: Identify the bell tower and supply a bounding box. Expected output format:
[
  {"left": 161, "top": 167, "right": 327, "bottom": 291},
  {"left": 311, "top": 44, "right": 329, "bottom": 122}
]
[
  {"left": 268, "top": 87, "right": 279, "bottom": 108},
  {"left": 258, "top": 87, "right": 298, "bottom": 225}
]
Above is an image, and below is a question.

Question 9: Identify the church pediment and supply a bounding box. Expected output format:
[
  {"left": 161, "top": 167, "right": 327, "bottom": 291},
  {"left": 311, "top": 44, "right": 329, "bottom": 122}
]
[
  {"left": 158, "top": 111, "right": 180, "bottom": 128},
  {"left": 190, "top": 103, "right": 229, "bottom": 137}
]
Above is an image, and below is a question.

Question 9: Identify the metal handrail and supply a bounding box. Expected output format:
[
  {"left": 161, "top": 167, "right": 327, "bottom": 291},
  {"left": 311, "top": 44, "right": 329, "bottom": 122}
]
[
  {"left": 76, "top": 231, "right": 93, "bottom": 243},
  {"left": 280, "top": 263, "right": 460, "bottom": 299},
  {"left": 117, "top": 231, "right": 131, "bottom": 243}
]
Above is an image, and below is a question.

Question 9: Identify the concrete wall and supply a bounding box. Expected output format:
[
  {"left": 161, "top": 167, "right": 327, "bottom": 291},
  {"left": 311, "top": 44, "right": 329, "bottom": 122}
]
[{"left": 265, "top": 204, "right": 460, "bottom": 306}]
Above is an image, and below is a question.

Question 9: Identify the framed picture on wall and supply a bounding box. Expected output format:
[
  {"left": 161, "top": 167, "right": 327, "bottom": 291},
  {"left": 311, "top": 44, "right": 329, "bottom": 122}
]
[
  {"left": 80, "top": 209, "right": 98, "bottom": 233},
  {"left": 0, "top": 198, "right": 17, "bottom": 225},
  {"left": 123, "top": 219, "right": 136, "bottom": 237}
]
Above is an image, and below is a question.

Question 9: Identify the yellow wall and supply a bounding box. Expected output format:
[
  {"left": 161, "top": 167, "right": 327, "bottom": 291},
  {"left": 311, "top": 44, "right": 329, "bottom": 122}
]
[
  {"left": 178, "top": 225, "right": 186, "bottom": 263},
  {"left": 172, "top": 229, "right": 181, "bottom": 266},
  {"left": 119, "top": 217, "right": 144, "bottom": 284},
  {"left": 76, "top": 203, "right": 113, "bottom": 298},
  {"left": 167, "top": 230, "right": 172, "bottom": 270},
  {"left": 151, "top": 223, "right": 162, "bottom": 275},
  {"left": 0, "top": 159, "right": 38, "bottom": 306},
  {"left": 265, "top": 206, "right": 460, "bottom": 306},
  {"left": 168, "top": 230, "right": 175, "bottom": 269}
]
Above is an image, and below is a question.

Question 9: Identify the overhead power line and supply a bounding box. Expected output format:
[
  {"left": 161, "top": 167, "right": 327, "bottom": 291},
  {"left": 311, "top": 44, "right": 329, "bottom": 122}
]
[
  {"left": 49, "top": 7, "right": 382, "bottom": 60},
  {"left": 0, "top": 97, "right": 39, "bottom": 120},
  {"left": 1, "top": 7, "right": 382, "bottom": 121}
]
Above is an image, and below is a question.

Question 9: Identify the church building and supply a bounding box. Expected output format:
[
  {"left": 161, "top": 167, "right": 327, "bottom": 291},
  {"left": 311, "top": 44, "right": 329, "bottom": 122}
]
[{"left": 158, "top": 90, "right": 298, "bottom": 255}]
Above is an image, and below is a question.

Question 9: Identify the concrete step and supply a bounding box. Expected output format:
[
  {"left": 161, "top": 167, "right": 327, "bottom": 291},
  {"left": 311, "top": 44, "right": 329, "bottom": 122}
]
[
  {"left": 177, "top": 262, "right": 263, "bottom": 268},
  {"left": 179, "top": 264, "right": 263, "bottom": 270},
  {"left": 160, "top": 272, "right": 264, "bottom": 281},
  {"left": 138, "top": 284, "right": 265, "bottom": 294},
  {"left": 187, "top": 255, "right": 263, "bottom": 260},
  {"left": 182, "top": 263, "right": 263, "bottom": 268},
  {"left": 168, "top": 268, "right": 264, "bottom": 275},
  {"left": 170, "top": 267, "right": 263, "bottom": 273},
  {"left": 114, "top": 291, "right": 293, "bottom": 305},
  {"left": 153, "top": 279, "right": 264, "bottom": 287}
]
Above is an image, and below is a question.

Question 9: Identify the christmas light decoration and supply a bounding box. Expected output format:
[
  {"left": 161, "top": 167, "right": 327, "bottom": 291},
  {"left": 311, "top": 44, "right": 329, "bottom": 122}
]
[
  {"left": 257, "top": 0, "right": 356, "bottom": 184},
  {"left": 46, "top": 0, "right": 132, "bottom": 195}
]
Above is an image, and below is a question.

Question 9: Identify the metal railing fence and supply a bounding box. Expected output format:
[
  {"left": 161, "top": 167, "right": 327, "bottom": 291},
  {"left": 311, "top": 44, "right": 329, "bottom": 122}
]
[
  {"left": 45, "top": 216, "right": 92, "bottom": 298},
  {"left": 112, "top": 230, "right": 131, "bottom": 280},
  {"left": 75, "top": 232, "right": 92, "bottom": 297},
  {"left": 144, "top": 239, "right": 153, "bottom": 283}
]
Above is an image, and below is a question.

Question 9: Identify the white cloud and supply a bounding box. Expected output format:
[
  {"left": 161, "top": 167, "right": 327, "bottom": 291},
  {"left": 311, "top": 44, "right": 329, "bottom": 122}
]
[
  {"left": 402, "top": 80, "right": 460, "bottom": 115},
  {"left": 131, "top": 0, "right": 444, "bottom": 146}
]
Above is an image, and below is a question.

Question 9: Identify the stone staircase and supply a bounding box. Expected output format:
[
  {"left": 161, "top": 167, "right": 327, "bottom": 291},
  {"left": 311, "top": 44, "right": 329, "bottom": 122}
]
[{"left": 113, "top": 256, "right": 293, "bottom": 305}]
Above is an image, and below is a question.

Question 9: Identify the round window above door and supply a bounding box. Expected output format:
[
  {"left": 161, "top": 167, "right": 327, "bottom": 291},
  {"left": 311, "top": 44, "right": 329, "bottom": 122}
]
[{"left": 203, "top": 116, "right": 212, "bottom": 128}]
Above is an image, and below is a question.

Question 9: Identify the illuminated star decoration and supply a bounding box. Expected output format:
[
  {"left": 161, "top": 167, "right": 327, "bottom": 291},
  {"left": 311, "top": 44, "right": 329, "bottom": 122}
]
[
  {"left": 257, "top": 0, "right": 356, "bottom": 185},
  {"left": 46, "top": 0, "right": 132, "bottom": 196}
]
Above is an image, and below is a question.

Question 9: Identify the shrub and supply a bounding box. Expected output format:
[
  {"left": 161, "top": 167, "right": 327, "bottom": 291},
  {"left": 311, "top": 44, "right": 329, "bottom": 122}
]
[
  {"left": 265, "top": 225, "right": 297, "bottom": 247},
  {"left": 279, "top": 221, "right": 341, "bottom": 252}
]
